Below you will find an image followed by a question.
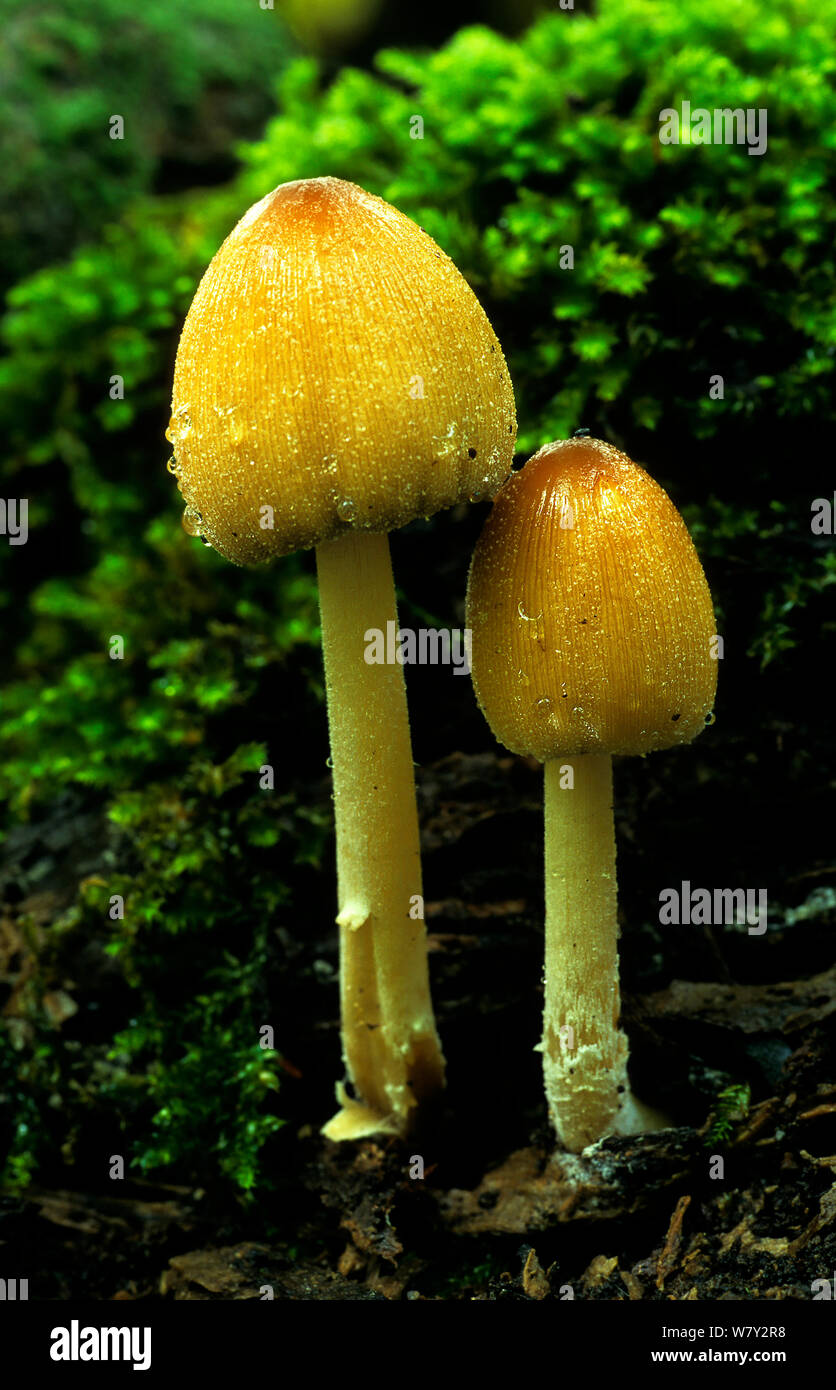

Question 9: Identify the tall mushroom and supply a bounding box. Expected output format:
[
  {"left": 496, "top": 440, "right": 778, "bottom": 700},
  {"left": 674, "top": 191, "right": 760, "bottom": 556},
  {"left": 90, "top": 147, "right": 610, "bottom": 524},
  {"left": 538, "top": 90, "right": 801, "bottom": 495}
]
[
  {"left": 168, "top": 176, "right": 516, "bottom": 1140},
  {"left": 466, "top": 436, "right": 717, "bottom": 1152}
]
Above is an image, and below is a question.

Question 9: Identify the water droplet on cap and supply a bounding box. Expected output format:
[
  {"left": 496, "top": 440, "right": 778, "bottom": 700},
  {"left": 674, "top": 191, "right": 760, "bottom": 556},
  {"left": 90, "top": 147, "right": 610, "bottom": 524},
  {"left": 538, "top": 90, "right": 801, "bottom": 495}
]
[
  {"left": 166, "top": 406, "right": 192, "bottom": 443},
  {"left": 181, "top": 506, "right": 202, "bottom": 537}
]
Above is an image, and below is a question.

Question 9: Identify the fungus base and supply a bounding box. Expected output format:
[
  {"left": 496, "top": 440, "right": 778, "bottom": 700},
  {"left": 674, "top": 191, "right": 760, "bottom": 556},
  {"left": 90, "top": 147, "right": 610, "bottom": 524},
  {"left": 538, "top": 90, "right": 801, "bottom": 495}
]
[{"left": 542, "top": 753, "right": 660, "bottom": 1151}]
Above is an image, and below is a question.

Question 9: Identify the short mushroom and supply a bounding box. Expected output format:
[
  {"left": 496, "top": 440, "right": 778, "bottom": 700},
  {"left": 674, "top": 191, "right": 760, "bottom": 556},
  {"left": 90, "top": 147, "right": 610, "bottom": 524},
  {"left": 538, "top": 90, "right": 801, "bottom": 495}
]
[
  {"left": 466, "top": 436, "right": 717, "bottom": 1152},
  {"left": 168, "top": 176, "right": 517, "bottom": 1140}
]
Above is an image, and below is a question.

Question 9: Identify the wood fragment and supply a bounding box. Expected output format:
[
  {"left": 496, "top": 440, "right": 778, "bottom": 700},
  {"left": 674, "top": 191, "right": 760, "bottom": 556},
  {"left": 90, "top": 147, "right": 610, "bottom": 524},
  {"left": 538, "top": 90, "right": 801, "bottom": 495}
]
[
  {"left": 656, "top": 1194, "right": 691, "bottom": 1289},
  {"left": 522, "top": 1248, "right": 550, "bottom": 1300}
]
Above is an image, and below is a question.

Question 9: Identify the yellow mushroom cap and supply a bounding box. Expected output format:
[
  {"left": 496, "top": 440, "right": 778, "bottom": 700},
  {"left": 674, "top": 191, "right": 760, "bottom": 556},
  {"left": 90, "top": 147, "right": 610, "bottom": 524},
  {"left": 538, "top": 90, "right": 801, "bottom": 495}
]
[
  {"left": 168, "top": 177, "right": 516, "bottom": 564},
  {"left": 466, "top": 437, "right": 718, "bottom": 761}
]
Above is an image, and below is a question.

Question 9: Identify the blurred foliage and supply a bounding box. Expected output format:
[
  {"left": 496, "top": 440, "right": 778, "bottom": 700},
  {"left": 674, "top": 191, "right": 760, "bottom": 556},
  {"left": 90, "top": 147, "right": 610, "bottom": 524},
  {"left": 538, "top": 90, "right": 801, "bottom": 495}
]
[
  {"left": 2, "top": 0, "right": 835, "bottom": 1193},
  {"left": 0, "top": 0, "right": 291, "bottom": 289}
]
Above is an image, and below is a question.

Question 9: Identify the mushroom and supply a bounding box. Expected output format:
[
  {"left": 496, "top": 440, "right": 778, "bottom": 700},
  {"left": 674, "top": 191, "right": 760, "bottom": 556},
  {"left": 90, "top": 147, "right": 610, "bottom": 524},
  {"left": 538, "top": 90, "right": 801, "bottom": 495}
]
[
  {"left": 168, "top": 177, "right": 517, "bottom": 1140},
  {"left": 465, "top": 436, "right": 717, "bottom": 1152}
]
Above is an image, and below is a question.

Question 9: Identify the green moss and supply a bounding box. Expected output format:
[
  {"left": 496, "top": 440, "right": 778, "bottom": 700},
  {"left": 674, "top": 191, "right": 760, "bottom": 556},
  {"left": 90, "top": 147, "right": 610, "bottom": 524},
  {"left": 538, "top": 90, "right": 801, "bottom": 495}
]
[{"left": 706, "top": 1082, "right": 752, "bottom": 1147}]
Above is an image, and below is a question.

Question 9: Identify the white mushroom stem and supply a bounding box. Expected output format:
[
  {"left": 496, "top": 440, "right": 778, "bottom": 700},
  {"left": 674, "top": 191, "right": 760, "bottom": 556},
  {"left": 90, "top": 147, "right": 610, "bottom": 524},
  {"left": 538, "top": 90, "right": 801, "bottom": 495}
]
[
  {"left": 316, "top": 530, "right": 445, "bottom": 1141},
  {"left": 542, "top": 753, "right": 657, "bottom": 1151}
]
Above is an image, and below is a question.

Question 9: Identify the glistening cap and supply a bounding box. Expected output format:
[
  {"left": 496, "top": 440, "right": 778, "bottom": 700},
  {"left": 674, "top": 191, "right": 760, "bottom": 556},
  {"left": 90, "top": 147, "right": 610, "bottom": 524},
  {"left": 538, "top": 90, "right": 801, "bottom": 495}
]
[
  {"left": 466, "top": 436, "right": 718, "bottom": 761},
  {"left": 169, "top": 177, "right": 517, "bottom": 564}
]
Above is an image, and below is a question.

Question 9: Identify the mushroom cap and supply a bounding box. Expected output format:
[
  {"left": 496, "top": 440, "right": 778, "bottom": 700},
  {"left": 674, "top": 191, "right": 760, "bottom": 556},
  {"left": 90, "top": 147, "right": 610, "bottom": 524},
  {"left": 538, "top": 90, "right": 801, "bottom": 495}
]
[
  {"left": 466, "top": 437, "right": 718, "bottom": 761},
  {"left": 169, "top": 177, "right": 516, "bottom": 564}
]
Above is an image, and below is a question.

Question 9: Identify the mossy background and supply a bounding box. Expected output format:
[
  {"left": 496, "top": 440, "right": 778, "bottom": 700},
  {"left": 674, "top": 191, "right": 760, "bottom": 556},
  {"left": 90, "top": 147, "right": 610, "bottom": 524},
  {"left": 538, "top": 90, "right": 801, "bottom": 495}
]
[{"left": 1, "top": 0, "right": 834, "bottom": 1266}]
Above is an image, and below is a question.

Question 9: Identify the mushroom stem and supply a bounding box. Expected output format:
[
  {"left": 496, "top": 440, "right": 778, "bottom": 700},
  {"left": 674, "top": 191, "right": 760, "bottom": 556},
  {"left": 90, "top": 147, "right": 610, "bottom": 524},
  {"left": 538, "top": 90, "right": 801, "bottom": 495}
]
[
  {"left": 542, "top": 753, "right": 651, "bottom": 1151},
  {"left": 316, "top": 530, "right": 445, "bottom": 1140}
]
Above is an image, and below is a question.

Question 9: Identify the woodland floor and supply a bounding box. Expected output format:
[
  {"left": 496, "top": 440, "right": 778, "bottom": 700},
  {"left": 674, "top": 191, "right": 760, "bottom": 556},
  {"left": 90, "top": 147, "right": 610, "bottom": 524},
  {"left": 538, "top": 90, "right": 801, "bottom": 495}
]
[{"left": 2, "top": 736, "right": 835, "bottom": 1301}]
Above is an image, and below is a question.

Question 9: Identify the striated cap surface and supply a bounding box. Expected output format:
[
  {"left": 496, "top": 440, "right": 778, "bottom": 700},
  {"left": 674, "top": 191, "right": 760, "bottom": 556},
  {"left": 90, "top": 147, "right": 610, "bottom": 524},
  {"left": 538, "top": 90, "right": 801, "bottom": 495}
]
[
  {"left": 466, "top": 437, "right": 718, "bottom": 760},
  {"left": 168, "top": 177, "right": 516, "bottom": 564}
]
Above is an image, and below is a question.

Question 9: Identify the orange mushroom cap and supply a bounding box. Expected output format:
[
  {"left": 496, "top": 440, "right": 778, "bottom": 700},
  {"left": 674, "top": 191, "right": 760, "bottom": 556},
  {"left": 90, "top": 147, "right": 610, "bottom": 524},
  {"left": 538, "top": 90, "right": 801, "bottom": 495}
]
[
  {"left": 168, "top": 177, "right": 516, "bottom": 564},
  {"left": 466, "top": 436, "right": 718, "bottom": 761}
]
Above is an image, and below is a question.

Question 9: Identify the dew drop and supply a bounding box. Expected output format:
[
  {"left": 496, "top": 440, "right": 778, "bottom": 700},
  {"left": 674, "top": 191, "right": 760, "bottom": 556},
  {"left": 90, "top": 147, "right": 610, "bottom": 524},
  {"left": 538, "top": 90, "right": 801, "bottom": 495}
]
[
  {"left": 518, "top": 601, "right": 544, "bottom": 623},
  {"left": 705, "top": 710, "right": 716, "bottom": 726},
  {"left": 166, "top": 456, "right": 179, "bottom": 475},
  {"left": 166, "top": 406, "right": 192, "bottom": 443},
  {"left": 181, "top": 506, "right": 202, "bottom": 537},
  {"left": 337, "top": 497, "right": 356, "bottom": 522},
  {"left": 534, "top": 697, "right": 553, "bottom": 713}
]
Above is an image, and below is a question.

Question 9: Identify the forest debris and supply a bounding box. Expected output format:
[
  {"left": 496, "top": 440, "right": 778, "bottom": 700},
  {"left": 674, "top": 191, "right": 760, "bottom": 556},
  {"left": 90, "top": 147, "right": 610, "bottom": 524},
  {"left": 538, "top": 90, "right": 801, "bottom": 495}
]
[
  {"left": 786, "top": 1184, "right": 836, "bottom": 1254},
  {"left": 162, "top": 1244, "right": 265, "bottom": 1298},
  {"left": 799, "top": 1089, "right": 836, "bottom": 1122},
  {"left": 522, "top": 1248, "right": 550, "bottom": 1300},
  {"left": 656, "top": 1194, "right": 691, "bottom": 1289},
  {"left": 680, "top": 1234, "right": 710, "bottom": 1281},
  {"left": 162, "top": 1243, "right": 385, "bottom": 1300},
  {"left": 32, "top": 1193, "right": 103, "bottom": 1236},
  {"left": 27, "top": 1187, "right": 191, "bottom": 1237},
  {"left": 337, "top": 1243, "right": 422, "bottom": 1299},
  {"left": 366, "top": 1261, "right": 411, "bottom": 1301},
  {"left": 314, "top": 1141, "right": 406, "bottom": 1263},
  {"left": 440, "top": 1130, "right": 696, "bottom": 1234},
  {"left": 646, "top": 966, "right": 836, "bottom": 1035},
  {"left": 341, "top": 1199, "right": 403, "bottom": 1263},
  {"left": 337, "top": 1244, "right": 366, "bottom": 1278},
  {"left": 715, "top": 1181, "right": 836, "bottom": 1263},
  {"left": 581, "top": 1255, "right": 618, "bottom": 1292},
  {"left": 735, "top": 1097, "right": 780, "bottom": 1146},
  {"left": 620, "top": 1270, "right": 644, "bottom": 1300}
]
